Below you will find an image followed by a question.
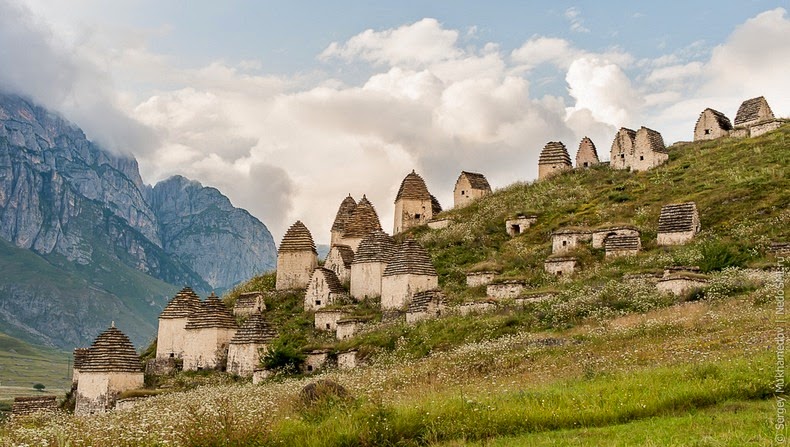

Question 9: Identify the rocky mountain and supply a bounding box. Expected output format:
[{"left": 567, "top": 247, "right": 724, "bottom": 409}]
[
  {"left": 150, "top": 175, "right": 276, "bottom": 289},
  {"left": 0, "top": 92, "right": 276, "bottom": 348}
]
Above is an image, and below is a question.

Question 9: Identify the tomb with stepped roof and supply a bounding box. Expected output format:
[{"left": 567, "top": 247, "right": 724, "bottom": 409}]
[
  {"left": 350, "top": 229, "right": 396, "bottom": 299},
  {"left": 341, "top": 195, "right": 383, "bottom": 252},
  {"left": 227, "top": 312, "right": 277, "bottom": 377},
  {"left": 604, "top": 233, "right": 641, "bottom": 258},
  {"left": 182, "top": 292, "right": 238, "bottom": 371},
  {"left": 324, "top": 244, "right": 355, "bottom": 285},
  {"left": 381, "top": 239, "right": 438, "bottom": 310},
  {"left": 74, "top": 324, "right": 143, "bottom": 416},
  {"left": 694, "top": 108, "right": 733, "bottom": 141},
  {"left": 732, "top": 96, "right": 783, "bottom": 137},
  {"left": 592, "top": 225, "right": 640, "bottom": 249},
  {"left": 12, "top": 396, "right": 58, "bottom": 417},
  {"left": 275, "top": 221, "right": 318, "bottom": 290},
  {"left": 304, "top": 267, "right": 348, "bottom": 311},
  {"left": 657, "top": 202, "right": 700, "bottom": 246},
  {"left": 453, "top": 171, "right": 491, "bottom": 208},
  {"left": 575, "top": 137, "right": 599, "bottom": 168},
  {"left": 538, "top": 141, "right": 572, "bottom": 179},
  {"left": 330, "top": 195, "right": 357, "bottom": 246},
  {"left": 156, "top": 287, "right": 201, "bottom": 361},
  {"left": 394, "top": 170, "right": 441, "bottom": 234},
  {"left": 233, "top": 291, "right": 266, "bottom": 317}
]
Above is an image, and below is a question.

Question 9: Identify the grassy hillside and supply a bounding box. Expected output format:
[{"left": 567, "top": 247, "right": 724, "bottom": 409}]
[
  {"left": 1, "top": 127, "right": 787, "bottom": 444},
  {"left": 0, "top": 237, "right": 179, "bottom": 350}
]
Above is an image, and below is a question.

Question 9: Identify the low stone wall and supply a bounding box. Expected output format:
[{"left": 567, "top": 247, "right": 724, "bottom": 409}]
[
  {"left": 513, "top": 293, "right": 556, "bottom": 306},
  {"left": 145, "top": 358, "right": 178, "bottom": 375},
  {"left": 459, "top": 302, "right": 497, "bottom": 315},
  {"left": 12, "top": 396, "right": 58, "bottom": 416},
  {"left": 486, "top": 281, "right": 526, "bottom": 299},
  {"left": 252, "top": 369, "right": 274, "bottom": 385},
  {"left": 749, "top": 119, "right": 783, "bottom": 137},
  {"left": 427, "top": 219, "right": 451, "bottom": 229},
  {"left": 466, "top": 271, "right": 497, "bottom": 287},
  {"left": 656, "top": 276, "right": 708, "bottom": 296}
]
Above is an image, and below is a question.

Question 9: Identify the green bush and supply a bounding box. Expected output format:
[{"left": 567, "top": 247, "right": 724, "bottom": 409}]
[
  {"left": 699, "top": 240, "right": 750, "bottom": 272},
  {"left": 261, "top": 334, "right": 307, "bottom": 373}
]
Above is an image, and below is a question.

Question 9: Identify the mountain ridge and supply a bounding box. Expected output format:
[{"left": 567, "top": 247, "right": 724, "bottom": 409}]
[{"left": 0, "top": 92, "right": 276, "bottom": 348}]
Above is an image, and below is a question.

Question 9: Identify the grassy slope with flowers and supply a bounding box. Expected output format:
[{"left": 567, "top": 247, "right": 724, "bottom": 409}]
[{"left": 2, "top": 126, "right": 789, "bottom": 445}]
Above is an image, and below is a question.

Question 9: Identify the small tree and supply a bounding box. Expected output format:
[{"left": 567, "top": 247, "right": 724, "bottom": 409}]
[{"left": 33, "top": 383, "right": 45, "bottom": 392}]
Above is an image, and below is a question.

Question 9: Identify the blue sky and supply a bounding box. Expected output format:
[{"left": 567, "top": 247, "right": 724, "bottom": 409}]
[{"left": 2, "top": 0, "right": 789, "bottom": 242}]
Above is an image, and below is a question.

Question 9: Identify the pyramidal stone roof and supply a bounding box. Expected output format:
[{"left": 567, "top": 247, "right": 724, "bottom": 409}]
[
  {"left": 699, "top": 108, "right": 733, "bottom": 130},
  {"left": 331, "top": 195, "right": 357, "bottom": 232},
  {"left": 604, "top": 234, "right": 640, "bottom": 251},
  {"left": 383, "top": 239, "right": 437, "bottom": 277},
  {"left": 279, "top": 221, "right": 317, "bottom": 254},
  {"left": 658, "top": 202, "right": 698, "bottom": 233},
  {"left": 734, "top": 96, "right": 773, "bottom": 125},
  {"left": 342, "top": 195, "right": 382, "bottom": 238},
  {"left": 577, "top": 137, "right": 599, "bottom": 161},
  {"left": 79, "top": 325, "right": 141, "bottom": 373},
  {"left": 185, "top": 293, "right": 238, "bottom": 330},
  {"left": 637, "top": 126, "right": 667, "bottom": 153},
  {"left": 538, "top": 141, "right": 572, "bottom": 166},
  {"left": 352, "top": 229, "right": 396, "bottom": 264},
  {"left": 229, "top": 313, "right": 277, "bottom": 345},
  {"left": 160, "top": 287, "right": 201, "bottom": 319},
  {"left": 458, "top": 171, "right": 492, "bottom": 191},
  {"left": 311, "top": 267, "right": 346, "bottom": 294},
  {"left": 234, "top": 291, "right": 264, "bottom": 310},
  {"left": 395, "top": 170, "right": 431, "bottom": 201},
  {"left": 331, "top": 244, "right": 355, "bottom": 268}
]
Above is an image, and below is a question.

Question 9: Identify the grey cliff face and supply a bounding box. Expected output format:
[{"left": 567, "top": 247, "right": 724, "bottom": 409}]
[
  {"left": 151, "top": 175, "right": 276, "bottom": 289},
  {"left": 0, "top": 93, "right": 277, "bottom": 348}
]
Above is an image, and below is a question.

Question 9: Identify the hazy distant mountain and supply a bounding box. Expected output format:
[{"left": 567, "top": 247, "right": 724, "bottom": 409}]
[{"left": 0, "top": 93, "right": 276, "bottom": 348}]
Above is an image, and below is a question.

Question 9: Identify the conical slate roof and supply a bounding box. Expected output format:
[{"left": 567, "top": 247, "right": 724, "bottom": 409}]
[
  {"left": 538, "top": 141, "right": 572, "bottom": 166},
  {"left": 734, "top": 96, "right": 773, "bottom": 125},
  {"left": 342, "top": 196, "right": 382, "bottom": 238},
  {"left": 279, "top": 221, "right": 317, "bottom": 253},
  {"left": 185, "top": 293, "right": 238, "bottom": 330},
  {"left": 229, "top": 313, "right": 277, "bottom": 345},
  {"left": 353, "top": 230, "right": 396, "bottom": 264},
  {"left": 331, "top": 195, "right": 357, "bottom": 232},
  {"left": 159, "top": 287, "right": 201, "bottom": 319},
  {"left": 383, "top": 239, "right": 437, "bottom": 277},
  {"left": 395, "top": 170, "right": 431, "bottom": 201},
  {"left": 79, "top": 325, "right": 141, "bottom": 373},
  {"left": 407, "top": 290, "right": 446, "bottom": 313}
]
